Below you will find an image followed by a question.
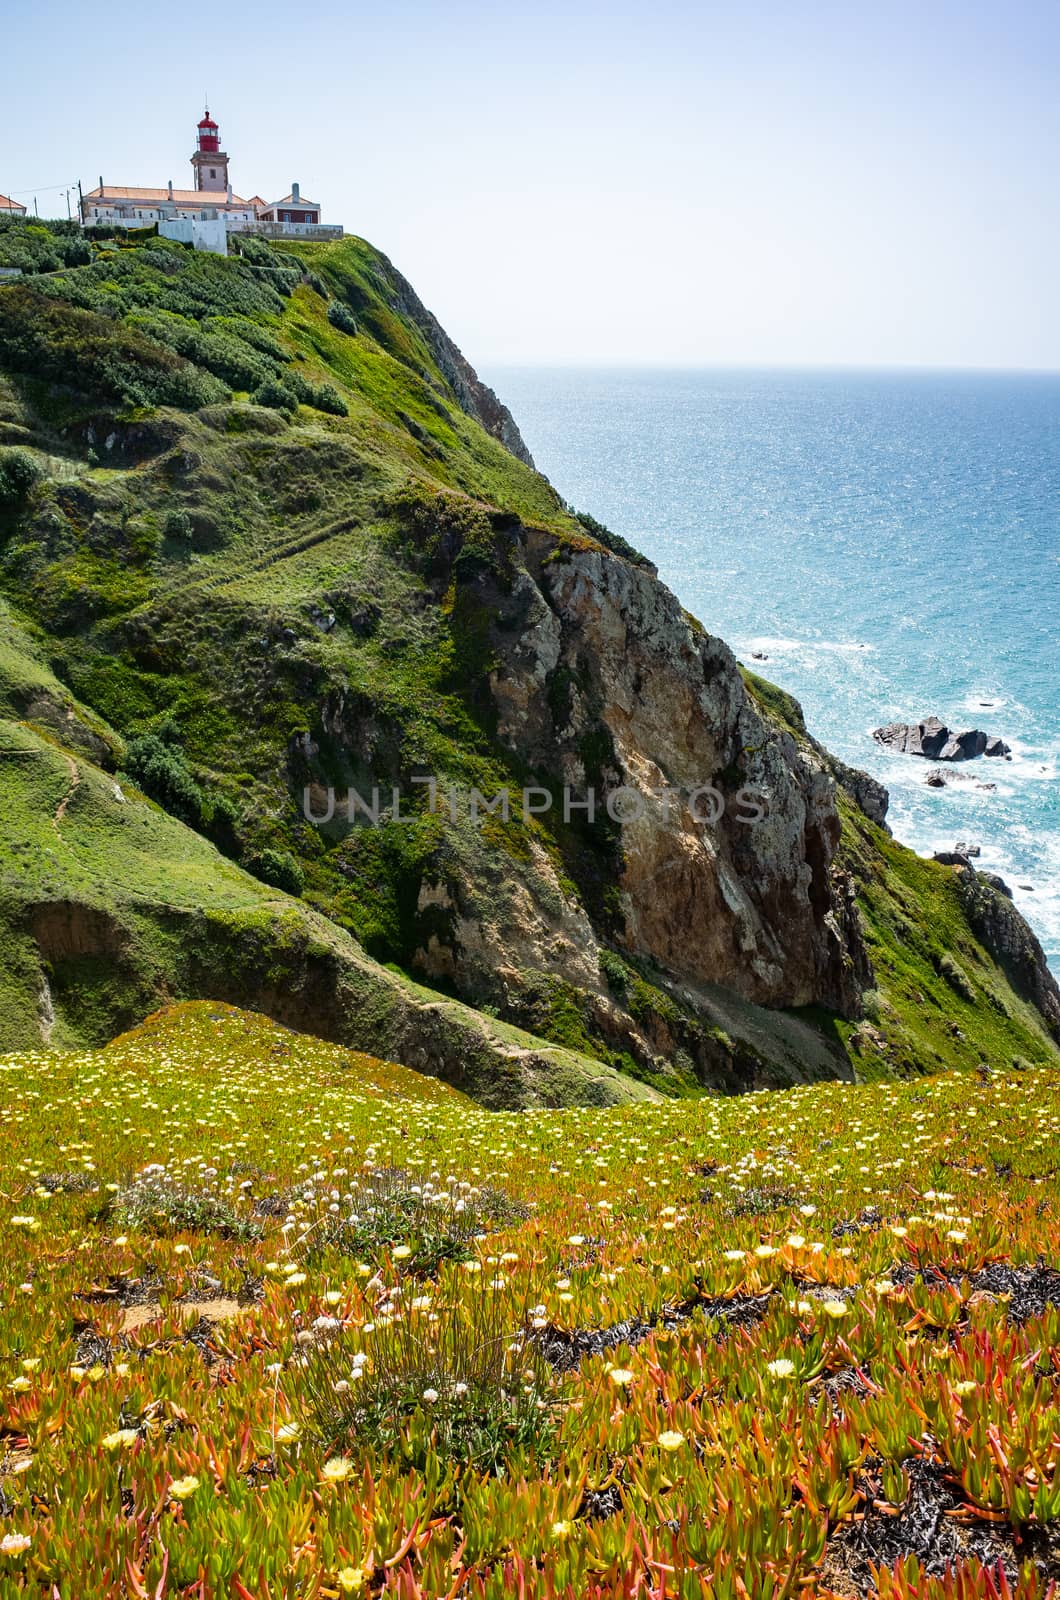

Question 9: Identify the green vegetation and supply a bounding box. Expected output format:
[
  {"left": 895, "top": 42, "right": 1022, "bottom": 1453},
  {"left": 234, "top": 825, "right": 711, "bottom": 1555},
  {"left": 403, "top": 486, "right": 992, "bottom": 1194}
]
[{"left": 0, "top": 1004, "right": 1058, "bottom": 1594}]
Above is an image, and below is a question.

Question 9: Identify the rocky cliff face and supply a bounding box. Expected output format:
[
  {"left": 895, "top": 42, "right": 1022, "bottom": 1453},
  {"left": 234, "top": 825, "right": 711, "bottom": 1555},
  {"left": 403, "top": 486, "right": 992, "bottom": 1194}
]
[{"left": 486, "top": 530, "right": 869, "bottom": 1016}]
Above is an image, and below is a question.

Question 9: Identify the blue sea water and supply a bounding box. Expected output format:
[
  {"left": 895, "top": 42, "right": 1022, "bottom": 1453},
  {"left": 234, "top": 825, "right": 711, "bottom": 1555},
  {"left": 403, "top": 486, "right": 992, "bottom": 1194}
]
[{"left": 487, "top": 367, "right": 1060, "bottom": 971}]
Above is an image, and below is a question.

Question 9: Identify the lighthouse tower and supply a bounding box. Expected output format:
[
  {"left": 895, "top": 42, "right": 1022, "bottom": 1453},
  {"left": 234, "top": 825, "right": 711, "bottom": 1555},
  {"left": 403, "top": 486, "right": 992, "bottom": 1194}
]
[{"left": 190, "top": 107, "right": 229, "bottom": 194}]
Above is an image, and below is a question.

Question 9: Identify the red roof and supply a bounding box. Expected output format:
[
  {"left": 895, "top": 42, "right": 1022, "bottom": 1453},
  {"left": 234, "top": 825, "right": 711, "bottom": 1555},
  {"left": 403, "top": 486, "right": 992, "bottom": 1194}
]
[{"left": 198, "top": 114, "right": 218, "bottom": 129}]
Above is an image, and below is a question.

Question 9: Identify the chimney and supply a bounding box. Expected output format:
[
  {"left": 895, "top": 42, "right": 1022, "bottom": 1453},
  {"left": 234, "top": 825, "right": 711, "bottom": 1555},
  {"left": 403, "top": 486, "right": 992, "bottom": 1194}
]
[
  {"left": 227, "top": 182, "right": 233, "bottom": 203},
  {"left": 99, "top": 174, "right": 103, "bottom": 190},
  {"left": 292, "top": 182, "right": 300, "bottom": 204},
  {"left": 167, "top": 179, "right": 174, "bottom": 201}
]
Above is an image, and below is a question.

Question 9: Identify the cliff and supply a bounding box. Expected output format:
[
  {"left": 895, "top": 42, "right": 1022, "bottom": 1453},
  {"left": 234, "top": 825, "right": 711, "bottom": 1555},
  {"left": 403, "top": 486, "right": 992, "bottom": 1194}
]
[{"left": 0, "top": 218, "right": 1055, "bottom": 1098}]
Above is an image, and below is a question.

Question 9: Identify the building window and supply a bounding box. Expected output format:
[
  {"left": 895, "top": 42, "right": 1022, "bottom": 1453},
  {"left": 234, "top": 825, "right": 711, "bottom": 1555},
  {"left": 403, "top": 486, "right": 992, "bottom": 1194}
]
[{"left": 210, "top": 169, "right": 216, "bottom": 179}]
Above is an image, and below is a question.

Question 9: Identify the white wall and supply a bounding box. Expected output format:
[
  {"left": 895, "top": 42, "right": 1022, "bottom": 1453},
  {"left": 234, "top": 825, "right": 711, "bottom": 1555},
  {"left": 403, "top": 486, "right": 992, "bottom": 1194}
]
[{"left": 159, "top": 217, "right": 228, "bottom": 256}]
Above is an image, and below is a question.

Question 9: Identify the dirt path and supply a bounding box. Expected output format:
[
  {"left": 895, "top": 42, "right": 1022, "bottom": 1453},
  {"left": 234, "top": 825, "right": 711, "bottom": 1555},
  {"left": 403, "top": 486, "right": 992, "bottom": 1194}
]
[{"left": 53, "top": 754, "right": 80, "bottom": 825}]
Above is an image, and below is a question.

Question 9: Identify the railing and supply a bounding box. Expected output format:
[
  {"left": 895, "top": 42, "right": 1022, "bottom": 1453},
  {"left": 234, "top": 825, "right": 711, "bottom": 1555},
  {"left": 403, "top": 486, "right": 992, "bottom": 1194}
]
[{"left": 224, "top": 219, "right": 344, "bottom": 239}]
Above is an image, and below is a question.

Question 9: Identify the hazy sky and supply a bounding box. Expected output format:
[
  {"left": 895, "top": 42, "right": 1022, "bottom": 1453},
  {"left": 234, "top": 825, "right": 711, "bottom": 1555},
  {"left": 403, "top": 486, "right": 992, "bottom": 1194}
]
[{"left": 5, "top": 0, "right": 1059, "bottom": 368}]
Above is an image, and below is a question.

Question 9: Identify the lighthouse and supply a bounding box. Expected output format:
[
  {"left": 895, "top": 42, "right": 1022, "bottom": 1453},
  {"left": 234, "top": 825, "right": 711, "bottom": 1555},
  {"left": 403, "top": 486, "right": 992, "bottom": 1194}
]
[
  {"left": 79, "top": 106, "right": 339, "bottom": 243},
  {"left": 190, "top": 108, "right": 229, "bottom": 194}
]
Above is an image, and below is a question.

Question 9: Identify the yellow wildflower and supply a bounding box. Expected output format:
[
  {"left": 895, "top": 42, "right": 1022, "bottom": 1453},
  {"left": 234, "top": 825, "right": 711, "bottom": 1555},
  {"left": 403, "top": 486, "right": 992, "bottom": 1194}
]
[{"left": 102, "top": 1429, "right": 139, "bottom": 1451}]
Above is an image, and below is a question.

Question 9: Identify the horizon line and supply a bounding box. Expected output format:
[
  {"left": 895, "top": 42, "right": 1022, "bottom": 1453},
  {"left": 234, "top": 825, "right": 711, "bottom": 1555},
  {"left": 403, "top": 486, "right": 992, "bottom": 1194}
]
[{"left": 481, "top": 358, "right": 1060, "bottom": 378}]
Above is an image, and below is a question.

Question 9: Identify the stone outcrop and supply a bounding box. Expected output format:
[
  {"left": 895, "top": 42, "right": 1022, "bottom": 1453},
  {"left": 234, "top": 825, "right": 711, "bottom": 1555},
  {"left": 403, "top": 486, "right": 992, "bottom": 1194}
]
[
  {"left": 874, "top": 716, "right": 1010, "bottom": 761},
  {"left": 948, "top": 865, "right": 1060, "bottom": 1040},
  {"left": 826, "top": 756, "right": 890, "bottom": 830}
]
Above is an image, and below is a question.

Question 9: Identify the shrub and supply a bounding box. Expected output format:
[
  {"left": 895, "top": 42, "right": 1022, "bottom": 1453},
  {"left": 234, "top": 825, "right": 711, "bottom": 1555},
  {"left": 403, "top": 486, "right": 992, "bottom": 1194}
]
[
  {"left": 310, "top": 382, "right": 348, "bottom": 416},
  {"left": 301, "top": 1281, "right": 552, "bottom": 1473},
  {"left": 0, "top": 216, "right": 91, "bottom": 275},
  {"left": 0, "top": 284, "right": 226, "bottom": 410},
  {"left": 292, "top": 1166, "right": 529, "bottom": 1275},
  {"left": 598, "top": 949, "right": 629, "bottom": 995},
  {"left": 327, "top": 300, "right": 358, "bottom": 336},
  {"left": 164, "top": 509, "right": 193, "bottom": 541},
  {"left": 251, "top": 847, "right": 304, "bottom": 895},
  {"left": 0, "top": 447, "right": 41, "bottom": 506},
  {"left": 128, "top": 310, "right": 277, "bottom": 393},
  {"left": 573, "top": 509, "right": 655, "bottom": 571},
  {"left": 110, "top": 1170, "right": 261, "bottom": 1240},
  {"left": 252, "top": 378, "right": 298, "bottom": 414},
  {"left": 391, "top": 484, "right": 494, "bottom": 568},
  {"left": 729, "top": 1183, "right": 799, "bottom": 1218},
  {"left": 124, "top": 732, "right": 205, "bottom": 826}
]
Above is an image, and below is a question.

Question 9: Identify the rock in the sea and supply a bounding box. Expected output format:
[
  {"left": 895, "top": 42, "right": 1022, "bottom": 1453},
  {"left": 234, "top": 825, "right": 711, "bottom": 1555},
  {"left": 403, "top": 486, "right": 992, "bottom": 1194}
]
[
  {"left": 955, "top": 841, "right": 981, "bottom": 858},
  {"left": 873, "top": 716, "right": 948, "bottom": 758},
  {"left": 925, "top": 770, "right": 947, "bottom": 788},
  {"left": 874, "top": 717, "right": 1010, "bottom": 762},
  {"left": 939, "top": 729, "right": 987, "bottom": 761}
]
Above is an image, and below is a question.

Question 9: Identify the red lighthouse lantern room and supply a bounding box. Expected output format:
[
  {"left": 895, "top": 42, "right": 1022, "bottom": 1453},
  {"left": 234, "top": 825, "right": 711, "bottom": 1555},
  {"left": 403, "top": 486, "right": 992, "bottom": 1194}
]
[{"left": 197, "top": 112, "right": 220, "bottom": 154}]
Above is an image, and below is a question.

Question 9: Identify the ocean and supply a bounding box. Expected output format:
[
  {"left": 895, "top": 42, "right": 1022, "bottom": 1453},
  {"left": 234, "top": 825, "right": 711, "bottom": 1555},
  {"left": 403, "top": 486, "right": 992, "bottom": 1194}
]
[{"left": 488, "top": 366, "right": 1060, "bottom": 971}]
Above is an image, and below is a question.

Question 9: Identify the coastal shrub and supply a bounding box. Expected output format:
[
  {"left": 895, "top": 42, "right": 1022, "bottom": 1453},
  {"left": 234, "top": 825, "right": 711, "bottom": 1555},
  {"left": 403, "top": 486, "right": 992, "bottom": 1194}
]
[
  {"left": 598, "top": 948, "right": 630, "bottom": 994},
  {"left": 250, "top": 847, "right": 304, "bottom": 896},
  {"left": 122, "top": 731, "right": 236, "bottom": 849},
  {"left": 573, "top": 508, "right": 655, "bottom": 571},
  {"left": 392, "top": 483, "right": 494, "bottom": 567},
  {"left": 128, "top": 310, "right": 278, "bottom": 393},
  {"left": 36, "top": 240, "right": 290, "bottom": 324},
  {"left": 0, "top": 284, "right": 226, "bottom": 409},
  {"left": 252, "top": 378, "right": 298, "bottom": 414},
  {"left": 0, "top": 446, "right": 41, "bottom": 506},
  {"left": 309, "top": 381, "right": 348, "bottom": 416},
  {"left": 302, "top": 1287, "right": 552, "bottom": 1473},
  {"left": 124, "top": 733, "right": 206, "bottom": 826},
  {"left": 164, "top": 509, "right": 193, "bottom": 541},
  {"left": 230, "top": 234, "right": 300, "bottom": 292},
  {"left": 292, "top": 1167, "right": 529, "bottom": 1275},
  {"left": 0, "top": 216, "right": 91, "bottom": 275},
  {"left": 110, "top": 1170, "right": 261, "bottom": 1241},
  {"left": 327, "top": 300, "right": 358, "bottom": 336},
  {"left": 205, "top": 316, "right": 289, "bottom": 363}
]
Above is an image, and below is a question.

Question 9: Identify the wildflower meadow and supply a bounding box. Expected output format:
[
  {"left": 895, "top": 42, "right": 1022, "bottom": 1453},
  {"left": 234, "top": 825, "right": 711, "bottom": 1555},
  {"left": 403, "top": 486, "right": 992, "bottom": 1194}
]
[{"left": 0, "top": 1001, "right": 1058, "bottom": 1597}]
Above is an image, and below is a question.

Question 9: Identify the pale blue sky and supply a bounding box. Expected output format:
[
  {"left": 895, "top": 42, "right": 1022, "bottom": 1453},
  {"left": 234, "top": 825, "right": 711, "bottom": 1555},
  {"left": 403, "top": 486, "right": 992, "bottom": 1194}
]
[{"left": 4, "top": 0, "right": 1059, "bottom": 368}]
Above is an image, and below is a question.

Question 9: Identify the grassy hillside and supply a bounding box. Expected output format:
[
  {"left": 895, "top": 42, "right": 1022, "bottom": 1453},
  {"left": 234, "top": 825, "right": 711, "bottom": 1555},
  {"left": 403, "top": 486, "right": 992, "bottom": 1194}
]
[
  {"left": 0, "top": 612, "right": 652, "bottom": 1107},
  {"left": 0, "top": 1003, "right": 1058, "bottom": 1594},
  {"left": 0, "top": 218, "right": 1056, "bottom": 1093}
]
